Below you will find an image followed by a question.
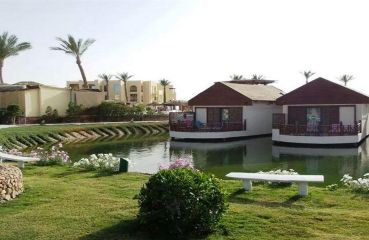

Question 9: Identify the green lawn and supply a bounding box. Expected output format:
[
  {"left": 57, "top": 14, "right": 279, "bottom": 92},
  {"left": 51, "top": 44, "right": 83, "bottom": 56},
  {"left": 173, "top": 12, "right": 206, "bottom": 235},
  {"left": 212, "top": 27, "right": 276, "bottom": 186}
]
[
  {"left": 1, "top": 165, "right": 369, "bottom": 240},
  {"left": 0, "top": 122, "right": 168, "bottom": 148}
]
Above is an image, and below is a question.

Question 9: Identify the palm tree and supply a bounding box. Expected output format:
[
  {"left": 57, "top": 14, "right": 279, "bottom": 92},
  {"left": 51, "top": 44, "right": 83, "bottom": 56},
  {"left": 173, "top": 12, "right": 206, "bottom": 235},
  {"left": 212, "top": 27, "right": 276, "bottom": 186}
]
[
  {"left": 301, "top": 70, "right": 315, "bottom": 84},
  {"left": 116, "top": 72, "right": 133, "bottom": 103},
  {"left": 0, "top": 32, "right": 31, "bottom": 84},
  {"left": 338, "top": 74, "right": 354, "bottom": 86},
  {"left": 50, "top": 35, "right": 95, "bottom": 89},
  {"left": 251, "top": 74, "right": 265, "bottom": 80},
  {"left": 160, "top": 79, "right": 170, "bottom": 103},
  {"left": 98, "top": 74, "right": 112, "bottom": 100},
  {"left": 230, "top": 74, "right": 244, "bottom": 80}
]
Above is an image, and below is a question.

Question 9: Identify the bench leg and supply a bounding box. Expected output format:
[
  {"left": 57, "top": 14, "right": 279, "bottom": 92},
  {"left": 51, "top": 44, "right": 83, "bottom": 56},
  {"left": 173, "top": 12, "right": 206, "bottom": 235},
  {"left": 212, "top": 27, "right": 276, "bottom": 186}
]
[
  {"left": 17, "top": 161, "right": 25, "bottom": 169},
  {"left": 298, "top": 182, "right": 308, "bottom": 196},
  {"left": 0, "top": 158, "right": 3, "bottom": 164},
  {"left": 243, "top": 180, "right": 252, "bottom": 191}
]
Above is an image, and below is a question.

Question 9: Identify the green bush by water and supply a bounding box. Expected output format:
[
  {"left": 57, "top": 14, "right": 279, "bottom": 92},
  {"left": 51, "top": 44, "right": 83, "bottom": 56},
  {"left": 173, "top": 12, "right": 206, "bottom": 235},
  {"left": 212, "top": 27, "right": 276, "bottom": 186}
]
[{"left": 138, "top": 168, "right": 227, "bottom": 237}]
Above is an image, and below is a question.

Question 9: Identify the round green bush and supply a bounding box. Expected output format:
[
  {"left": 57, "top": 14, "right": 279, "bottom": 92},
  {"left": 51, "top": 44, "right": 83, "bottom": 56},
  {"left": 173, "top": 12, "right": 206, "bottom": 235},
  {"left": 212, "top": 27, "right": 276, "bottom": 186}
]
[{"left": 138, "top": 168, "right": 227, "bottom": 236}]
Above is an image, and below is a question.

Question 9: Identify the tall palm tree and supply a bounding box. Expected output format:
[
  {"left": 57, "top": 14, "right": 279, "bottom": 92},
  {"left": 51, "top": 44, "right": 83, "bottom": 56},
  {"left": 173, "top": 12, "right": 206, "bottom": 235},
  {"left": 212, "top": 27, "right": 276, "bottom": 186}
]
[
  {"left": 0, "top": 32, "right": 32, "bottom": 84},
  {"left": 116, "top": 72, "right": 133, "bottom": 103},
  {"left": 160, "top": 79, "right": 170, "bottom": 103},
  {"left": 50, "top": 35, "right": 95, "bottom": 88},
  {"left": 98, "top": 74, "right": 112, "bottom": 100},
  {"left": 301, "top": 70, "right": 315, "bottom": 84},
  {"left": 251, "top": 74, "right": 265, "bottom": 80},
  {"left": 230, "top": 74, "right": 244, "bottom": 80},
  {"left": 338, "top": 74, "right": 354, "bottom": 86}
]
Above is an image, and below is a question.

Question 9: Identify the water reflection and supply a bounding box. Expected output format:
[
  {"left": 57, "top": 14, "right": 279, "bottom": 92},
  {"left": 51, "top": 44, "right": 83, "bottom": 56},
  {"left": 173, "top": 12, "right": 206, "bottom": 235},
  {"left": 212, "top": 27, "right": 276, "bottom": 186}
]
[{"left": 64, "top": 136, "right": 369, "bottom": 185}]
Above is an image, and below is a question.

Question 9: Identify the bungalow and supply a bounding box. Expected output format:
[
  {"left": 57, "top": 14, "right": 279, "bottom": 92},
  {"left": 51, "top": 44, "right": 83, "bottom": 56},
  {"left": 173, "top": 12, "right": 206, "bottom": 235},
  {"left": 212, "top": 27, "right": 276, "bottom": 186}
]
[
  {"left": 272, "top": 77, "right": 369, "bottom": 146},
  {"left": 169, "top": 80, "right": 283, "bottom": 140}
]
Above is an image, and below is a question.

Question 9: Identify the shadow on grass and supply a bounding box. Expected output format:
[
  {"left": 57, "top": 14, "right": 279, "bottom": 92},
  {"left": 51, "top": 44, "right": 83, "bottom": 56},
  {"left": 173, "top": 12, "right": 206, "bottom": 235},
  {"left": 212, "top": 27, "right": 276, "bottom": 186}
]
[
  {"left": 228, "top": 188, "right": 304, "bottom": 209},
  {"left": 79, "top": 219, "right": 144, "bottom": 240},
  {"left": 79, "top": 219, "right": 206, "bottom": 240},
  {"left": 52, "top": 168, "right": 92, "bottom": 178}
]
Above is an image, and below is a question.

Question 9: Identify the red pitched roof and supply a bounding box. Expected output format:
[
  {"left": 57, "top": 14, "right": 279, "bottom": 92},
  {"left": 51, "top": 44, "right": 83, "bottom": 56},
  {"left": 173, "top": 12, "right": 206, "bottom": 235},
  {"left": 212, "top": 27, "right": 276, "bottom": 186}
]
[
  {"left": 276, "top": 78, "right": 369, "bottom": 105},
  {"left": 188, "top": 82, "right": 252, "bottom": 106}
]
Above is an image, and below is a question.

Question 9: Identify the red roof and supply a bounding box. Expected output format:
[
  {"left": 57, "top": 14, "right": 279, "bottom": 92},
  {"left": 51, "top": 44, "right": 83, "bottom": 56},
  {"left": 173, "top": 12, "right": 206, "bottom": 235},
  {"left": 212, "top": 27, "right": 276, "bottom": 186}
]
[
  {"left": 188, "top": 82, "right": 252, "bottom": 106},
  {"left": 276, "top": 78, "right": 369, "bottom": 105}
]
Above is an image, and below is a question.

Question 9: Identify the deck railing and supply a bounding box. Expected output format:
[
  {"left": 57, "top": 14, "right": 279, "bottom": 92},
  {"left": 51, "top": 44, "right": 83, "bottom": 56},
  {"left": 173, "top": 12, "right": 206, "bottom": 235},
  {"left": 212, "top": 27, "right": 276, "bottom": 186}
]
[
  {"left": 274, "top": 123, "right": 361, "bottom": 136},
  {"left": 170, "top": 121, "right": 245, "bottom": 132}
]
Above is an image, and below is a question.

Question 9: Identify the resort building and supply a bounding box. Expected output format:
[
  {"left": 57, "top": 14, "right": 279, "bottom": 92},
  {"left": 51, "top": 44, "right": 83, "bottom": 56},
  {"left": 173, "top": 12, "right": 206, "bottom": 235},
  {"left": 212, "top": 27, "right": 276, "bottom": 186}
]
[
  {"left": 0, "top": 83, "right": 105, "bottom": 121},
  {"left": 272, "top": 77, "right": 369, "bottom": 146},
  {"left": 169, "top": 80, "right": 283, "bottom": 140},
  {"left": 66, "top": 80, "right": 176, "bottom": 104}
]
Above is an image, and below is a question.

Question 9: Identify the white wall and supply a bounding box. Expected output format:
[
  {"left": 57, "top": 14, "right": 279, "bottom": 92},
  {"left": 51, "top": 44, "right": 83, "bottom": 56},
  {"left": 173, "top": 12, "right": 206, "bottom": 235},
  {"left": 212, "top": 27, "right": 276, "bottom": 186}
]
[
  {"left": 357, "top": 104, "right": 369, "bottom": 140},
  {"left": 243, "top": 102, "right": 282, "bottom": 136},
  {"left": 272, "top": 129, "right": 360, "bottom": 144}
]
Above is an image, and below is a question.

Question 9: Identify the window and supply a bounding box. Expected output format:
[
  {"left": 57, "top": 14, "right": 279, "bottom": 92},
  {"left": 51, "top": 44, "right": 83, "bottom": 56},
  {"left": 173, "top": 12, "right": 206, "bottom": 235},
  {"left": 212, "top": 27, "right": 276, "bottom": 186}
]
[
  {"left": 130, "top": 85, "right": 137, "bottom": 92},
  {"left": 69, "top": 84, "right": 79, "bottom": 90},
  {"left": 221, "top": 108, "right": 229, "bottom": 121},
  {"left": 113, "top": 84, "right": 121, "bottom": 94},
  {"left": 130, "top": 94, "right": 138, "bottom": 102}
]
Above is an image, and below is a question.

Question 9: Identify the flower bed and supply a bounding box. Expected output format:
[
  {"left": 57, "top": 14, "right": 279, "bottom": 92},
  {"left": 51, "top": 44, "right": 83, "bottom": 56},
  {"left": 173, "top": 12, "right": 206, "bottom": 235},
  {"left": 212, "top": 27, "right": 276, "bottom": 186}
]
[
  {"left": 341, "top": 173, "right": 369, "bottom": 193},
  {"left": 73, "top": 154, "right": 121, "bottom": 173}
]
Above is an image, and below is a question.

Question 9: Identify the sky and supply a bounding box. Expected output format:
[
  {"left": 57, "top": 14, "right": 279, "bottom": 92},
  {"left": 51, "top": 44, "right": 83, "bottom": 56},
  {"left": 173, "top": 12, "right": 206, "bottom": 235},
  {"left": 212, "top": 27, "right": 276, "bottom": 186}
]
[{"left": 1, "top": 0, "right": 369, "bottom": 100}]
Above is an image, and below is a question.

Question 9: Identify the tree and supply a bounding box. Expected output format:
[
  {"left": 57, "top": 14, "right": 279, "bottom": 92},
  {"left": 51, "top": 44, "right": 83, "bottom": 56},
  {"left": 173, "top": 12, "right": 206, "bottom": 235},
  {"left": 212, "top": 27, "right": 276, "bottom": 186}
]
[
  {"left": 6, "top": 104, "right": 22, "bottom": 124},
  {"left": 230, "top": 74, "right": 244, "bottom": 80},
  {"left": 160, "top": 79, "right": 170, "bottom": 103},
  {"left": 116, "top": 72, "right": 133, "bottom": 103},
  {"left": 301, "top": 70, "right": 315, "bottom": 84},
  {"left": 339, "top": 74, "right": 354, "bottom": 86},
  {"left": 251, "top": 74, "right": 265, "bottom": 80},
  {"left": 98, "top": 73, "right": 113, "bottom": 100},
  {"left": 50, "top": 35, "right": 95, "bottom": 88},
  {"left": 0, "top": 32, "right": 32, "bottom": 84}
]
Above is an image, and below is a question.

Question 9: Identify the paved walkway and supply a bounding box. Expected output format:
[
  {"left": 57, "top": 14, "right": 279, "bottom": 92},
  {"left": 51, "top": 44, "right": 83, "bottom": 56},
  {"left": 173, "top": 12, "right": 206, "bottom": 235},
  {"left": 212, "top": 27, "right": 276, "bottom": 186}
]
[
  {"left": 0, "top": 120, "right": 168, "bottom": 128},
  {"left": 0, "top": 125, "right": 17, "bottom": 129}
]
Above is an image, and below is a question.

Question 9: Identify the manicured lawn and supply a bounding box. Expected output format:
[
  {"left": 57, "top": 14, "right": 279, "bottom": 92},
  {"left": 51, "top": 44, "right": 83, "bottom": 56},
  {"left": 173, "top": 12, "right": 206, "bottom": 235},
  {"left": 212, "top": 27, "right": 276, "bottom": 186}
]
[
  {"left": 1, "top": 165, "right": 369, "bottom": 239},
  {"left": 0, "top": 122, "right": 168, "bottom": 148}
]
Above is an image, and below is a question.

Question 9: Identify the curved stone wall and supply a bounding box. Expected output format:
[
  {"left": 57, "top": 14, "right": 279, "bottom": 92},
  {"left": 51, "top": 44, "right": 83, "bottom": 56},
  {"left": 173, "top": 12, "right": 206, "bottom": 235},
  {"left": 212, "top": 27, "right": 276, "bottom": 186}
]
[{"left": 0, "top": 165, "right": 23, "bottom": 203}]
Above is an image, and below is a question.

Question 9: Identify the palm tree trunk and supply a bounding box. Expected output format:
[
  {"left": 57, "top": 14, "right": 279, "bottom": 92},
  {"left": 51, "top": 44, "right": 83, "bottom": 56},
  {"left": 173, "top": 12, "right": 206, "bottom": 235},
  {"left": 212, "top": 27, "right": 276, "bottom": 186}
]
[
  {"left": 76, "top": 56, "right": 88, "bottom": 88},
  {"left": 163, "top": 87, "right": 167, "bottom": 103},
  {"left": 0, "top": 59, "right": 4, "bottom": 84},
  {"left": 106, "top": 81, "right": 109, "bottom": 100},
  {"left": 124, "top": 80, "right": 129, "bottom": 103}
]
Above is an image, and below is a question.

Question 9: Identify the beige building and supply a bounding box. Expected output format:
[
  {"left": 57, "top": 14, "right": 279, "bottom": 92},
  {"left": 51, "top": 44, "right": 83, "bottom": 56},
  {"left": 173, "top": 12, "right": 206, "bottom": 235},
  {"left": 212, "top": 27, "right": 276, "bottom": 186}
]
[
  {"left": 0, "top": 84, "right": 105, "bottom": 118},
  {"left": 67, "top": 80, "right": 176, "bottom": 104}
]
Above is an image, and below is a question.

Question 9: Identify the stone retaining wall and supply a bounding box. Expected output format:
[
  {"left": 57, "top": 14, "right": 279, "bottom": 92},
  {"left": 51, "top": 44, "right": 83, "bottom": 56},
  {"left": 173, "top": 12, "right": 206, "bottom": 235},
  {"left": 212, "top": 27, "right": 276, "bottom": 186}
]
[{"left": 0, "top": 165, "right": 23, "bottom": 203}]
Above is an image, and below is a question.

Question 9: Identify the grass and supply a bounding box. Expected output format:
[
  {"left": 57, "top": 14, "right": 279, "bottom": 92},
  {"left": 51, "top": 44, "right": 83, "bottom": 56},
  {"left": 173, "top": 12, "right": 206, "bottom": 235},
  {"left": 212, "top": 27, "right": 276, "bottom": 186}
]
[
  {"left": 1, "top": 165, "right": 369, "bottom": 240},
  {"left": 0, "top": 122, "right": 168, "bottom": 148}
]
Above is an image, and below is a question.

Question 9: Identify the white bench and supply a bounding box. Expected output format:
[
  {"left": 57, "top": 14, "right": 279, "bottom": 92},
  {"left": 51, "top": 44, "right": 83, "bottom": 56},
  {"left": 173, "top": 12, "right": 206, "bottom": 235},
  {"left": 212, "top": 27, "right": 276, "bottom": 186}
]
[
  {"left": 0, "top": 152, "right": 40, "bottom": 168},
  {"left": 226, "top": 172, "right": 324, "bottom": 196}
]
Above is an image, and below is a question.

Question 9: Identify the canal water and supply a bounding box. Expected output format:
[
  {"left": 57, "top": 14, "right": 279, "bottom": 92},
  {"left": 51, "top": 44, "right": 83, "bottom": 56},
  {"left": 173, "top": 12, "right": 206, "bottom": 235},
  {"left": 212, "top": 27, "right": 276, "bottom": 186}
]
[{"left": 64, "top": 136, "right": 369, "bottom": 185}]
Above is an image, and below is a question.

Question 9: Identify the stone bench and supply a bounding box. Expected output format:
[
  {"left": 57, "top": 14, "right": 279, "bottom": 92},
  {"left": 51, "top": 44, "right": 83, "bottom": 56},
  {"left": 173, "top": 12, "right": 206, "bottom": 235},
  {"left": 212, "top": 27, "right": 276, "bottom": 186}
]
[
  {"left": 225, "top": 172, "right": 324, "bottom": 196},
  {"left": 0, "top": 152, "right": 40, "bottom": 168}
]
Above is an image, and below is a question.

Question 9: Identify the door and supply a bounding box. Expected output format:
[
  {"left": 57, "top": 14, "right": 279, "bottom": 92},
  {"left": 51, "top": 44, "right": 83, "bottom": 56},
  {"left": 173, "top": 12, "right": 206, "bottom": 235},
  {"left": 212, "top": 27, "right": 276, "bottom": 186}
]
[{"left": 195, "top": 108, "right": 207, "bottom": 124}]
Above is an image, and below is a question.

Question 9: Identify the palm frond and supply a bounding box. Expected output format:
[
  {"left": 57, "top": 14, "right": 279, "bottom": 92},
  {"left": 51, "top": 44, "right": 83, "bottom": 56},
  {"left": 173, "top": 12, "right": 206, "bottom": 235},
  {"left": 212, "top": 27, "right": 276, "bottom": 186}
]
[
  {"left": 230, "top": 74, "right": 244, "bottom": 80},
  {"left": 0, "top": 32, "right": 31, "bottom": 59},
  {"left": 116, "top": 72, "right": 133, "bottom": 82},
  {"left": 160, "top": 79, "right": 170, "bottom": 86},
  {"left": 50, "top": 35, "right": 94, "bottom": 57}
]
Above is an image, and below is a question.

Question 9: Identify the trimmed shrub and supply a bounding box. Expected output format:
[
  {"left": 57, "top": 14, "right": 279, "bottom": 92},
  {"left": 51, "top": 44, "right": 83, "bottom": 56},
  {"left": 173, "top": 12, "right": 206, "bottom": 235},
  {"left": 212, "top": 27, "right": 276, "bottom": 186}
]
[{"left": 138, "top": 168, "right": 227, "bottom": 237}]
